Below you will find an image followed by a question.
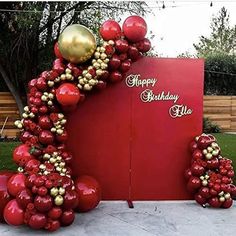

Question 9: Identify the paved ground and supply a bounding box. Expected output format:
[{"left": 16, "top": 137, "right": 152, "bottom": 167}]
[{"left": 1, "top": 201, "right": 236, "bottom": 236}]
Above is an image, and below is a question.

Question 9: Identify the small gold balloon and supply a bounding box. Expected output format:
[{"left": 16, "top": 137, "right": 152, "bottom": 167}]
[
  {"left": 58, "top": 24, "right": 96, "bottom": 64},
  {"left": 54, "top": 195, "right": 64, "bottom": 206}
]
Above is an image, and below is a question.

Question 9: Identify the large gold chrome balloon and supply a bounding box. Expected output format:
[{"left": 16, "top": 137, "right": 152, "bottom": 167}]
[{"left": 58, "top": 24, "right": 96, "bottom": 64}]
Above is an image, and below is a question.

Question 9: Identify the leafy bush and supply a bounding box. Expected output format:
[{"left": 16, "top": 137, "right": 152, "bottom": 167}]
[
  {"left": 203, "top": 117, "right": 221, "bottom": 133},
  {"left": 204, "top": 53, "right": 236, "bottom": 95}
]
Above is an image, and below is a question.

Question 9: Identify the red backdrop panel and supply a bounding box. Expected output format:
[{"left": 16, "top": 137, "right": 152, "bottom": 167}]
[{"left": 66, "top": 57, "right": 204, "bottom": 200}]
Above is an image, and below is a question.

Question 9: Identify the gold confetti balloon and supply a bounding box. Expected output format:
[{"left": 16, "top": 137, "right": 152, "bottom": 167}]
[{"left": 58, "top": 24, "right": 96, "bottom": 64}]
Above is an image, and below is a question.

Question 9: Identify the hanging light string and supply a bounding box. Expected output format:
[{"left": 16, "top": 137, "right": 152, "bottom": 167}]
[{"left": 0, "top": 1, "right": 235, "bottom": 13}]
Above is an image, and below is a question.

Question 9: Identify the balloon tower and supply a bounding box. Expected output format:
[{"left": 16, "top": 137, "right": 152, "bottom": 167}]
[
  {"left": 186, "top": 134, "right": 236, "bottom": 208},
  {"left": 0, "top": 16, "right": 151, "bottom": 231}
]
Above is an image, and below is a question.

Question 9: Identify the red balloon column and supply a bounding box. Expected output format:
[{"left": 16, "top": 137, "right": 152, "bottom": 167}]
[
  {"left": 2, "top": 16, "right": 152, "bottom": 231},
  {"left": 186, "top": 133, "right": 236, "bottom": 208}
]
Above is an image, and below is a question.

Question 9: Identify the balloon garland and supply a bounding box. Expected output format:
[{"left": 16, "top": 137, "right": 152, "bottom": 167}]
[
  {"left": 186, "top": 133, "right": 236, "bottom": 208},
  {"left": 0, "top": 16, "right": 151, "bottom": 231}
]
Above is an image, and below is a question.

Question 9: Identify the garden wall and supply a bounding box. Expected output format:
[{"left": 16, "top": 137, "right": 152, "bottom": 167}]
[{"left": 0, "top": 92, "right": 235, "bottom": 138}]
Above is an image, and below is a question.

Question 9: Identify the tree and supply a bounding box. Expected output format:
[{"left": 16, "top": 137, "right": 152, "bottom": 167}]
[
  {"left": 0, "top": 2, "right": 149, "bottom": 114},
  {"left": 194, "top": 7, "right": 236, "bottom": 57}
]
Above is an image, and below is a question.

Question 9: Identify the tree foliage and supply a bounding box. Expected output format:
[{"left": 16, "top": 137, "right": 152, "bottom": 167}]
[
  {"left": 0, "top": 1, "right": 149, "bottom": 113},
  {"left": 192, "top": 7, "right": 236, "bottom": 95},
  {"left": 194, "top": 7, "right": 236, "bottom": 57}
]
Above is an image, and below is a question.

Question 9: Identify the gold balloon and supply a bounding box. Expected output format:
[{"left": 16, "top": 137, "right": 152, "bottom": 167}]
[{"left": 58, "top": 24, "right": 96, "bottom": 64}]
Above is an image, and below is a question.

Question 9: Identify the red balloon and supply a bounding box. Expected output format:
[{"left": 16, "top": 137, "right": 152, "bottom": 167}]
[
  {"left": 109, "top": 71, "right": 122, "bottom": 83},
  {"left": 108, "top": 55, "right": 121, "bottom": 70},
  {"left": 99, "top": 20, "right": 121, "bottom": 41},
  {"left": 62, "top": 190, "right": 78, "bottom": 210},
  {"left": 54, "top": 42, "right": 63, "bottom": 59},
  {"left": 48, "top": 207, "right": 62, "bottom": 220},
  {"left": 7, "top": 173, "right": 26, "bottom": 197},
  {"left": 13, "top": 144, "right": 34, "bottom": 167},
  {"left": 119, "top": 60, "right": 131, "bottom": 73},
  {"left": 187, "top": 176, "right": 201, "bottom": 191},
  {"left": 39, "top": 130, "right": 54, "bottom": 145},
  {"left": 192, "top": 149, "right": 203, "bottom": 160},
  {"left": 222, "top": 198, "right": 233, "bottom": 208},
  {"left": 56, "top": 130, "right": 68, "bottom": 143},
  {"left": 56, "top": 83, "right": 80, "bottom": 106},
  {"left": 0, "top": 171, "right": 15, "bottom": 222},
  {"left": 197, "top": 135, "right": 212, "bottom": 149},
  {"left": 25, "top": 159, "right": 40, "bottom": 172},
  {"left": 34, "top": 195, "right": 53, "bottom": 212},
  {"left": 29, "top": 213, "right": 47, "bottom": 229},
  {"left": 191, "top": 163, "right": 205, "bottom": 176},
  {"left": 136, "top": 38, "right": 151, "bottom": 53},
  {"left": 60, "top": 210, "right": 75, "bottom": 226},
  {"left": 48, "top": 220, "right": 60, "bottom": 231},
  {"left": 16, "top": 189, "right": 33, "bottom": 209},
  {"left": 208, "top": 197, "right": 222, "bottom": 208},
  {"left": 198, "top": 187, "right": 211, "bottom": 199},
  {"left": 36, "top": 77, "right": 47, "bottom": 91},
  {"left": 128, "top": 46, "right": 140, "bottom": 61},
  {"left": 123, "top": 16, "right": 147, "bottom": 42},
  {"left": 74, "top": 175, "right": 101, "bottom": 212},
  {"left": 184, "top": 169, "right": 192, "bottom": 180},
  {"left": 38, "top": 115, "right": 52, "bottom": 129},
  {"left": 115, "top": 39, "right": 129, "bottom": 53},
  {"left": 194, "top": 193, "right": 207, "bottom": 205},
  {"left": 189, "top": 141, "right": 198, "bottom": 153},
  {"left": 4, "top": 199, "right": 24, "bottom": 226}
]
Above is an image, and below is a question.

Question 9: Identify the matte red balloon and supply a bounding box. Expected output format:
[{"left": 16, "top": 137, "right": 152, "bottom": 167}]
[
  {"left": 0, "top": 171, "right": 15, "bottom": 222},
  {"left": 123, "top": 16, "right": 147, "bottom": 42},
  {"left": 4, "top": 199, "right": 24, "bottom": 226},
  {"left": 99, "top": 20, "right": 121, "bottom": 41},
  {"left": 7, "top": 173, "right": 26, "bottom": 197},
  {"left": 13, "top": 144, "right": 34, "bottom": 167},
  {"left": 74, "top": 175, "right": 101, "bottom": 212},
  {"left": 56, "top": 83, "right": 80, "bottom": 106}
]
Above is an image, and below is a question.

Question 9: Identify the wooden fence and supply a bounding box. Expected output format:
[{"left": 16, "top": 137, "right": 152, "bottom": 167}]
[
  {"left": 0, "top": 92, "right": 20, "bottom": 138},
  {"left": 0, "top": 93, "right": 235, "bottom": 137},
  {"left": 203, "top": 96, "right": 236, "bottom": 132}
]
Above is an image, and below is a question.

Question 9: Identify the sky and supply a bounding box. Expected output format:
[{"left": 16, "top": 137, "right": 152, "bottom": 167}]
[{"left": 143, "top": 0, "right": 236, "bottom": 57}]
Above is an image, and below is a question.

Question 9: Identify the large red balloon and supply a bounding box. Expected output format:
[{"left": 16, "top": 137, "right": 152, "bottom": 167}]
[
  {"left": 3, "top": 199, "right": 24, "bottom": 226},
  {"left": 74, "top": 175, "right": 101, "bottom": 212},
  {"left": 56, "top": 83, "right": 80, "bottom": 106},
  {"left": 123, "top": 16, "right": 147, "bottom": 42},
  {"left": 13, "top": 144, "right": 34, "bottom": 167},
  {"left": 7, "top": 173, "right": 26, "bottom": 197},
  {"left": 99, "top": 20, "right": 121, "bottom": 41},
  {"left": 0, "top": 171, "right": 15, "bottom": 222}
]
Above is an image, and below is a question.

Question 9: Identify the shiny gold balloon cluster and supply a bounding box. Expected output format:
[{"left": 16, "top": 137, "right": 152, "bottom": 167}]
[
  {"left": 48, "top": 69, "right": 74, "bottom": 87},
  {"left": 77, "top": 40, "right": 113, "bottom": 91},
  {"left": 50, "top": 186, "right": 66, "bottom": 206},
  {"left": 41, "top": 92, "right": 55, "bottom": 106},
  {"left": 50, "top": 113, "right": 66, "bottom": 135}
]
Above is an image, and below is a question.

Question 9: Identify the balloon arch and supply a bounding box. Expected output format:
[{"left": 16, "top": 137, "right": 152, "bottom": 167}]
[{"left": 0, "top": 16, "right": 235, "bottom": 232}]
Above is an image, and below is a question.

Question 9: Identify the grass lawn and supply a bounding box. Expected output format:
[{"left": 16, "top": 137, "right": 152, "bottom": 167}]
[
  {"left": 0, "top": 141, "right": 20, "bottom": 171},
  {"left": 0, "top": 133, "right": 236, "bottom": 180}
]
